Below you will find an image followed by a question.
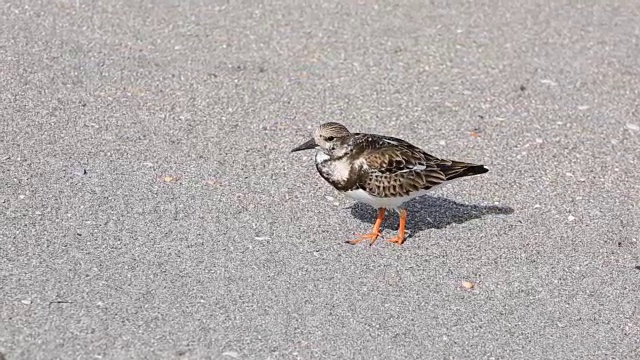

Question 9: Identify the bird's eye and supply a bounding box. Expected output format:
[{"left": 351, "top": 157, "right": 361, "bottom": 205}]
[{"left": 326, "top": 136, "right": 335, "bottom": 141}]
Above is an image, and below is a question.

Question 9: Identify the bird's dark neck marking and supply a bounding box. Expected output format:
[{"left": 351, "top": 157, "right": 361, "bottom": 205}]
[{"left": 314, "top": 151, "right": 362, "bottom": 192}]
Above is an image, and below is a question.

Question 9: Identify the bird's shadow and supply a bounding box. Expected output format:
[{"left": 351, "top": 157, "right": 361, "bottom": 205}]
[{"left": 349, "top": 195, "right": 514, "bottom": 238}]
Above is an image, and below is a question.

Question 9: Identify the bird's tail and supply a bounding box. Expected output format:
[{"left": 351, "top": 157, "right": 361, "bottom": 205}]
[{"left": 439, "top": 161, "right": 489, "bottom": 181}]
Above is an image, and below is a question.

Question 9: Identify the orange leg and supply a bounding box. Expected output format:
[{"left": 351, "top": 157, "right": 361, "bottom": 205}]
[
  {"left": 387, "top": 209, "right": 407, "bottom": 245},
  {"left": 347, "top": 208, "right": 385, "bottom": 246}
]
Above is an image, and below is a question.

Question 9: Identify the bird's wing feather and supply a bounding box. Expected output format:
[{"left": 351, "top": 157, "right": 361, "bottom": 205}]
[{"left": 350, "top": 134, "right": 449, "bottom": 197}]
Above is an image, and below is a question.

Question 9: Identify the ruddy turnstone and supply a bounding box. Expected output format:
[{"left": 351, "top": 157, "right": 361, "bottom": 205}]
[{"left": 291, "top": 122, "right": 489, "bottom": 246}]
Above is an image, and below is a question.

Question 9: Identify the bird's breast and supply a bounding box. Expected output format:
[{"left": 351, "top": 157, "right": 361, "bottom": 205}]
[{"left": 315, "top": 152, "right": 358, "bottom": 191}]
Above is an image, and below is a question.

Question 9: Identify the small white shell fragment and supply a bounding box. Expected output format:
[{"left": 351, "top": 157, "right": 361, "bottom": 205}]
[
  {"left": 625, "top": 123, "right": 639, "bottom": 131},
  {"left": 222, "top": 351, "right": 240, "bottom": 358}
]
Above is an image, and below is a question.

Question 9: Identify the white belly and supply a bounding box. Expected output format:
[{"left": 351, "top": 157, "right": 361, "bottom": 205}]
[{"left": 344, "top": 188, "right": 432, "bottom": 209}]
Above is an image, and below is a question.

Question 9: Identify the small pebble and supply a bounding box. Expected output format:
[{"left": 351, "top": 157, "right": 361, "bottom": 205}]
[
  {"left": 567, "top": 215, "right": 576, "bottom": 221},
  {"left": 325, "top": 196, "right": 335, "bottom": 201},
  {"left": 533, "top": 204, "right": 541, "bottom": 208},
  {"left": 203, "top": 179, "right": 219, "bottom": 186},
  {"left": 72, "top": 167, "right": 87, "bottom": 176},
  {"left": 254, "top": 236, "right": 270, "bottom": 241},
  {"left": 162, "top": 175, "right": 177, "bottom": 183},
  {"left": 222, "top": 351, "right": 240, "bottom": 358},
  {"left": 21, "top": 299, "right": 31, "bottom": 305},
  {"left": 626, "top": 123, "right": 639, "bottom": 132},
  {"left": 462, "top": 281, "right": 474, "bottom": 289}
]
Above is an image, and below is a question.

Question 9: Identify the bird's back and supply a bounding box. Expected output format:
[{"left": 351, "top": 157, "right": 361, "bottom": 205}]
[{"left": 348, "top": 133, "right": 488, "bottom": 198}]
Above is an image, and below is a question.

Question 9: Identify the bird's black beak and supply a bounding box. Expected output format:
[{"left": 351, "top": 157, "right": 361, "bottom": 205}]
[{"left": 290, "top": 138, "right": 317, "bottom": 152}]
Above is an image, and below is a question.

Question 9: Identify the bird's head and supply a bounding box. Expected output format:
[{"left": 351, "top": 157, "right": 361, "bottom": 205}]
[{"left": 291, "top": 122, "right": 352, "bottom": 158}]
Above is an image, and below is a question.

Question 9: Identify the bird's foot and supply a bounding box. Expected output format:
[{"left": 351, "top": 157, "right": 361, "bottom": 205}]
[
  {"left": 386, "top": 208, "right": 407, "bottom": 245},
  {"left": 386, "top": 233, "right": 405, "bottom": 245},
  {"left": 387, "top": 231, "right": 405, "bottom": 245},
  {"left": 346, "top": 232, "right": 382, "bottom": 246}
]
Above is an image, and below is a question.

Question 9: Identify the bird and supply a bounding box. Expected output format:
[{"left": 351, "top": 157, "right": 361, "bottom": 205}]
[{"left": 291, "top": 122, "right": 489, "bottom": 246}]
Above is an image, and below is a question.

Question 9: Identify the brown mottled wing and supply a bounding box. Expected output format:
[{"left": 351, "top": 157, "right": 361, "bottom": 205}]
[
  {"left": 350, "top": 134, "right": 488, "bottom": 197},
  {"left": 350, "top": 134, "right": 448, "bottom": 197}
]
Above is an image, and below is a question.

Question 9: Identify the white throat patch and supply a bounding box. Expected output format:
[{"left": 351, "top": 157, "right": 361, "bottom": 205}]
[{"left": 315, "top": 151, "right": 330, "bottom": 163}]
